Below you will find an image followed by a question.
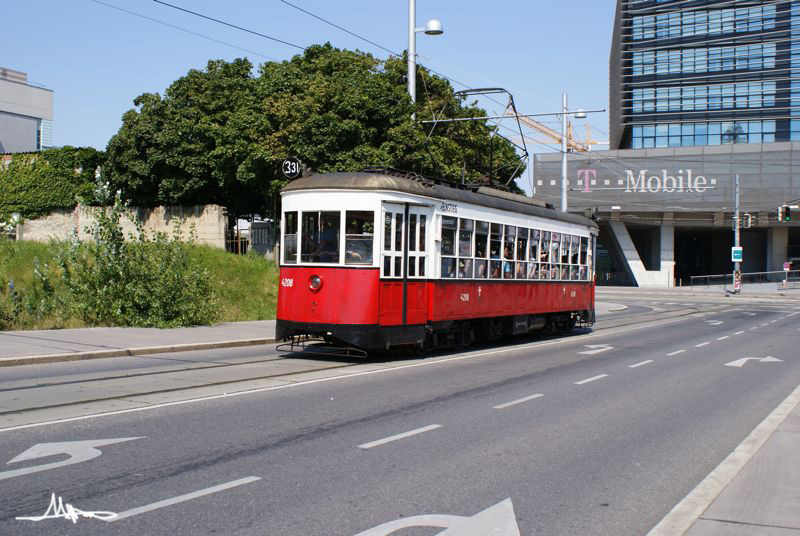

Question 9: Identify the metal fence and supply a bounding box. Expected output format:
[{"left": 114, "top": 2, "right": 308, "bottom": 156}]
[{"left": 689, "top": 270, "right": 800, "bottom": 290}]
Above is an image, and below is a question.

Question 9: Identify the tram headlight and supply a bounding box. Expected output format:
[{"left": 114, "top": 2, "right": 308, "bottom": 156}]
[{"left": 309, "top": 275, "right": 323, "bottom": 292}]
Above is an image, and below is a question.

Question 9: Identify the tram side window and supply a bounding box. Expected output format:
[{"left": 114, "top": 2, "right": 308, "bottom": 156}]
[
  {"left": 550, "top": 233, "right": 561, "bottom": 279},
  {"left": 529, "top": 229, "right": 541, "bottom": 279},
  {"left": 489, "top": 224, "right": 502, "bottom": 278},
  {"left": 441, "top": 216, "right": 457, "bottom": 278},
  {"left": 283, "top": 211, "right": 298, "bottom": 264},
  {"left": 540, "top": 231, "right": 551, "bottom": 280},
  {"left": 345, "top": 211, "right": 374, "bottom": 265},
  {"left": 458, "top": 219, "right": 474, "bottom": 278},
  {"left": 419, "top": 215, "right": 427, "bottom": 252},
  {"left": 474, "top": 221, "right": 489, "bottom": 279},
  {"left": 516, "top": 229, "right": 528, "bottom": 279},
  {"left": 301, "top": 211, "right": 340, "bottom": 263}
]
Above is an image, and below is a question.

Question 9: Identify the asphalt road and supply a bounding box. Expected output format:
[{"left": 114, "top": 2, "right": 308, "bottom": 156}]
[{"left": 1, "top": 299, "right": 799, "bottom": 535}]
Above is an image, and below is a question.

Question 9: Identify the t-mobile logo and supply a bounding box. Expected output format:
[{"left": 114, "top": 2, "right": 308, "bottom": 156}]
[{"left": 577, "top": 169, "right": 596, "bottom": 192}]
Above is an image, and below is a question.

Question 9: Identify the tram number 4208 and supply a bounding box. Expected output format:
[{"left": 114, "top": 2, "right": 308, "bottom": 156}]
[{"left": 281, "top": 278, "right": 294, "bottom": 288}]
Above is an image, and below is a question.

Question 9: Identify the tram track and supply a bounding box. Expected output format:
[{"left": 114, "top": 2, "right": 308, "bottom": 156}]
[{"left": 0, "top": 303, "right": 724, "bottom": 418}]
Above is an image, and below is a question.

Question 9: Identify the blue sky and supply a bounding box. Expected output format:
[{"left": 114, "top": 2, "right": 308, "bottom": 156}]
[{"left": 3, "top": 0, "right": 614, "bottom": 166}]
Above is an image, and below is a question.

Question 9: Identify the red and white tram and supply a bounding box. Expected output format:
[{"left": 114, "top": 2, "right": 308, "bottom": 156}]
[{"left": 276, "top": 168, "right": 598, "bottom": 352}]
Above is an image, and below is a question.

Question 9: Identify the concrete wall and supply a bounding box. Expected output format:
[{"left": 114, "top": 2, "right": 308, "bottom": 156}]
[
  {"left": 18, "top": 204, "right": 228, "bottom": 249},
  {"left": 0, "top": 112, "right": 38, "bottom": 153}
]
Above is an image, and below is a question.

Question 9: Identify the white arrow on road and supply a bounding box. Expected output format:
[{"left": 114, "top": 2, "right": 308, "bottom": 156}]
[
  {"left": 724, "top": 356, "right": 783, "bottom": 368},
  {"left": 1, "top": 437, "right": 143, "bottom": 481},
  {"left": 579, "top": 344, "right": 614, "bottom": 355},
  {"left": 353, "top": 499, "right": 520, "bottom": 536}
]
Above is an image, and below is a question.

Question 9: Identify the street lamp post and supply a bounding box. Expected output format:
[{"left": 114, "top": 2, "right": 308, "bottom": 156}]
[
  {"left": 560, "top": 93, "right": 586, "bottom": 212},
  {"left": 408, "top": 0, "right": 443, "bottom": 120}
]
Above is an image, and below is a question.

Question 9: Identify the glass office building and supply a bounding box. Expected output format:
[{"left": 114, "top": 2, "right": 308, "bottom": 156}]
[
  {"left": 532, "top": 1, "right": 800, "bottom": 287},
  {"left": 610, "top": 0, "right": 800, "bottom": 150}
]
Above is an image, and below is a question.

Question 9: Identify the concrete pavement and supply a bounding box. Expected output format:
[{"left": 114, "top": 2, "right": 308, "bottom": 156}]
[{"left": 0, "top": 320, "right": 276, "bottom": 366}]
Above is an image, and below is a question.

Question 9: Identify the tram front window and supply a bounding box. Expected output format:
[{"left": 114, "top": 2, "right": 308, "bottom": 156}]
[
  {"left": 345, "top": 211, "right": 374, "bottom": 265},
  {"left": 301, "top": 211, "right": 340, "bottom": 263}
]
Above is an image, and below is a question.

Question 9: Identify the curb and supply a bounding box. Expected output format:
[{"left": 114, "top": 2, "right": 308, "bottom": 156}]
[
  {"left": 647, "top": 382, "right": 800, "bottom": 535},
  {"left": 0, "top": 338, "right": 277, "bottom": 368}
]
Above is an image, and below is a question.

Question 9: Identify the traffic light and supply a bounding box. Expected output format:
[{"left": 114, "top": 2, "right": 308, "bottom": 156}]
[{"left": 786, "top": 206, "right": 793, "bottom": 222}]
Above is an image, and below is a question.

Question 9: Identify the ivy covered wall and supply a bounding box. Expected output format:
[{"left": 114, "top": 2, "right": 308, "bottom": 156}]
[{"left": 0, "top": 147, "right": 104, "bottom": 219}]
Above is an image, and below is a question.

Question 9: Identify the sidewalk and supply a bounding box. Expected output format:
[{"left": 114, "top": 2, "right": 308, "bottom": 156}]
[
  {"left": 651, "top": 385, "right": 800, "bottom": 535},
  {"left": 0, "top": 320, "right": 276, "bottom": 366}
]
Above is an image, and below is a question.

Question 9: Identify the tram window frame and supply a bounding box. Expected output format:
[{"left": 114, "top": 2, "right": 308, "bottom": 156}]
[
  {"left": 344, "top": 211, "right": 374, "bottom": 265},
  {"left": 409, "top": 214, "right": 417, "bottom": 252},
  {"left": 283, "top": 211, "right": 298, "bottom": 264},
  {"left": 516, "top": 229, "right": 528, "bottom": 264},
  {"left": 458, "top": 218, "right": 474, "bottom": 257},
  {"left": 301, "top": 210, "right": 341, "bottom": 264},
  {"left": 441, "top": 216, "right": 457, "bottom": 278},
  {"left": 470, "top": 221, "right": 487, "bottom": 279}
]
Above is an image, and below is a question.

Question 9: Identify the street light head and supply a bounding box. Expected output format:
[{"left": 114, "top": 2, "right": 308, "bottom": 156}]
[
  {"left": 574, "top": 109, "right": 587, "bottom": 119},
  {"left": 424, "top": 19, "right": 443, "bottom": 35}
]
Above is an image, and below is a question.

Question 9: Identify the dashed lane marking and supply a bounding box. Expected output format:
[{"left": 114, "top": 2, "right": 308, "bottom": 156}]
[
  {"left": 667, "top": 350, "right": 686, "bottom": 356},
  {"left": 695, "top": 342, "right": 710, "bottom": 348},
  {"left": 575, "top": 374, "right": 609, "bottom": 385},
  {"left": 629, "top": 360, "right": 653, "bottom": 368},
  {"left": 717, "top": 336, "right": 729, "bottom": 341},
  {"left": 735, "top": 331, "right": 745, "bottom": 335},
  {"left": 106, "top": 477, "right": 261, "bottom": 522},
  {"left": 493, "top": 393, "right": 544, "bottom": 410},
  {"left": 358, "top": 425, "right": 442, "bottom": 450}
]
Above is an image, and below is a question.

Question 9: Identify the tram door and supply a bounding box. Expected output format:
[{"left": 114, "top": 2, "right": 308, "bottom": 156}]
[{"left": 380, "top": 203, "right": 431, "bottom": 326}]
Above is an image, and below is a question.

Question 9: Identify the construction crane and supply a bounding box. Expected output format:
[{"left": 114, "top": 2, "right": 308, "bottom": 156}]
[{"left": 503, "top": 104, "right": 606, "bottom": 152}]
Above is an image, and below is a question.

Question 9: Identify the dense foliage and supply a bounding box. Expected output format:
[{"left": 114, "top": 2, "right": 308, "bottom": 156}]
[
  {"left": 0, "top": 147, "right": 103, "bottom": 219},
  {"left": 0, "top": 196, "right": 219, "bottom": 329},
  {"left": 105, "top": 44, "right": 523, "bottom": 217}
]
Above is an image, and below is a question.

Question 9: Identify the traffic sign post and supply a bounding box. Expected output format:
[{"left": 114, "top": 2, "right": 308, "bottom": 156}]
[{"left": 731, "top": 247, "right": 743, "bottom": 263}]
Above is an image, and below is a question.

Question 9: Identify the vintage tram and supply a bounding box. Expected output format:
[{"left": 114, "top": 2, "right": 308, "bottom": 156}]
[{"left": 276, "top": 168, "right": 598, "bottom": 353}]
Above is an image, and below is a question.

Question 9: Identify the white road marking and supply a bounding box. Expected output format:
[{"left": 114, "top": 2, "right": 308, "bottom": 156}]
[
  {"left": 106, "top": 476, "right": 260, "bottom": 522},
  {"left": 1, "top": 438, "right": 143, "bottom": 482},
  {"left": 667, "top": 350, "right": 685, "bottom": 356},
  {"left": 0, "top": 314, "right": 711, "bottom": 434},
  {"left": 629, "top": 360, "right": 653, "bottom": 368},
  {"left": 761, "top": 323, "right": 769, "bottom": 326},
  {"left": 695, "top": 342, "right": 710, "bottom": 347},
  {"left": 734, "top": 331, "right": 745, "bottom": 335},
  {"left": 574, "top": 374, "right": 608, "bottom": 385},
  {"left": 750, "top": 327, "right": 758, "bottom": 330},
  {"left": 355, "top": 498, "right": 521, "bottom": 536},
  {"left": 358, "top": 425, "right": 442, "bottom": 450},
  {"left": 578, "top": 344, "right": 614, "bottom": 355},
  {"left": 716, "top": 336, "right": 729, "bottom": 341},
  {"left": 724, "top": 356, "right": 782, "bottom": 368},
  {"left": 494, "top": 393, "right": 544, "bottom": 409}
]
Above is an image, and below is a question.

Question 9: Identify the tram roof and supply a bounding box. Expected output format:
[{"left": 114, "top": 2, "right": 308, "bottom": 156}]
[{"left": 282, "top": 171, "right": 598, "bottom": 229}]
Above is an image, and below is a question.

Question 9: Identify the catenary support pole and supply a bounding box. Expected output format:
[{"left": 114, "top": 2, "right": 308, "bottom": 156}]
[
  {"left": 733, "top": 173, "right": 740, "bottom": 293},
  {"left": 408, "top": 0, "right": 416, "bottom": 121},
  {"left": 561, "top": 93, "right": 568, "bottom": 212}
]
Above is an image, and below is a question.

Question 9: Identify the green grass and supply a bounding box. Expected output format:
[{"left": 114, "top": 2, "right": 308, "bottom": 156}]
[{"left": 0, "top": 239, "right": 280, "bottom": 330}]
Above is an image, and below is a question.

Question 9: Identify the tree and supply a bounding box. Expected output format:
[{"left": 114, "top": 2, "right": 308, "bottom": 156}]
[{"left": 105, "top": 44, "right": 524, "bottom": 216}]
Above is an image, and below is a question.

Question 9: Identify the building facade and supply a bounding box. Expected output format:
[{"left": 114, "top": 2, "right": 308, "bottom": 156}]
[
  {"left": 0, "top": 67, "right": 53, "bottom": 153},
  {"left": 533, "top": 0, "right": 800, "bottom": 287}
]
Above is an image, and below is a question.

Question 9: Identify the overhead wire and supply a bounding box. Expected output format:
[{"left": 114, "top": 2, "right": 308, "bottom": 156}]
[
  {"left": 92, "top": 0, "right": 278, "bottom": 60},
  {"left": 152, "top": 0, "right": 306, "bottom": 50}
]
